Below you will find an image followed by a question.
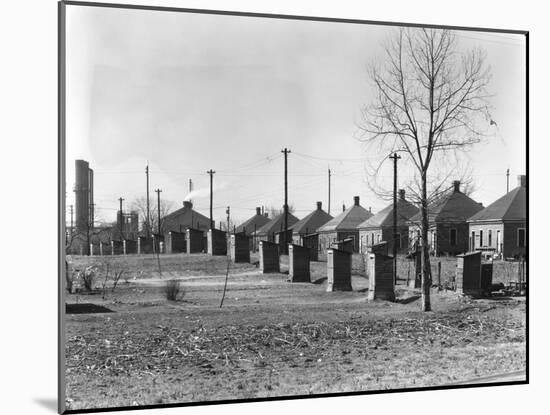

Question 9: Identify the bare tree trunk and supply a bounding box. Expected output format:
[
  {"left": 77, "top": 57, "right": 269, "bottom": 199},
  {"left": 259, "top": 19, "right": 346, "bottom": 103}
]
[{"left": 421, "top": 173, "right": 432, "bottom": 311}]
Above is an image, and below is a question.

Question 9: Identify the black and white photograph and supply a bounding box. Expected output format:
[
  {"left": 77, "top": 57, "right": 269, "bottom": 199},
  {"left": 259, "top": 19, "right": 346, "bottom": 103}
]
[{"left": 58, "top": 0, "right": 528, "bottom": 413}]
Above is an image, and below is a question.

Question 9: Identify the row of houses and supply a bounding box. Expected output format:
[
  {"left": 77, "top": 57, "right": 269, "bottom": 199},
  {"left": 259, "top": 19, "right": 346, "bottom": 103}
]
[
  {"left": 69, "top": 175, "right": 526, "bottom": 260},
  {"left": 232, "top": 175, "right": 526, "bottom": 259}
]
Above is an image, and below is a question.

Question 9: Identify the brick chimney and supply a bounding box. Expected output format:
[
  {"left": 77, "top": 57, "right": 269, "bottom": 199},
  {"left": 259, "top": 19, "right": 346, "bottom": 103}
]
[
  {"left": 316, "top": 201, "right": 322, "bottom": 210},
  {"left": 399, "top": 189, "right": 406, "bottom": 200},
  {"left": 256, "top": 207, "right": 262, "bottom": 215},
  {"left": 354, "top": 196, "right": 360, "bottom": 206},
  {"left": 183, "top": 201, "right": 193, "bottom": 209},
  {"left": 517, "top": 175, "right": 526, "bottom": 188},
  {"left": 453, "top": 181, "right": 461, "bottom": 193}
]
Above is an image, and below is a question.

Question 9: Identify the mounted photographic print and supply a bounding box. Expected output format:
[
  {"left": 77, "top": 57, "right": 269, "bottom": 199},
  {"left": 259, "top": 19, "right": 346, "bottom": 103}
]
[{"left": 59, "top": 1, "right": 528, "bottom": 413}]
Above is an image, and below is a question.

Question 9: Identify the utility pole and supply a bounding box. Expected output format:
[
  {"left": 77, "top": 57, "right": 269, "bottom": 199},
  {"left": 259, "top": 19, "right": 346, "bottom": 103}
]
[
  {"left": 146, "top": 163, "right": 150, "bottom": 237},
  {"left": 207, "top": 169, "right": 215, "bottom": 229},
  {"left": 506, "top": 168, "right": 510, "bottom": 193},
  {"left": 69, "top": 204, "right": 73, "bottom": 236},
  {"left": 118, "top": 197, "right": 124, "bottom": 240},
  {"left": 281, "top": 148, "right": 291, "bottom": 254},
  {"left": 89, "top": 203, "right": 95, "bottom": 230},
  {"left": 226, "top": 206, "right": 230, "bottom": 233},
  {"left": 328, "top": 167, "right": 331, "bottom": 215},
  {"left": 155, "top": 189, "right": 162, "bottom": 235},
  {"left": 389, "top": 152, "right": 401, "bottom": 287}
]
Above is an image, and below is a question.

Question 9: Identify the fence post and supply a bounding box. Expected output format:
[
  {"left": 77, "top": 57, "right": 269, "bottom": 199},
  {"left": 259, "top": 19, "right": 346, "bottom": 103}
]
[{"left": 438, "top": 261, "right": 441, "bottom": 290}]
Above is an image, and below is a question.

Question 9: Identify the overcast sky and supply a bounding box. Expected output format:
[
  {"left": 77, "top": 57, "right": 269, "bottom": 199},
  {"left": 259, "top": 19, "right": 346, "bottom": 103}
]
[{"left": 65, "top": 4, "right": 526, "bottom": 226}]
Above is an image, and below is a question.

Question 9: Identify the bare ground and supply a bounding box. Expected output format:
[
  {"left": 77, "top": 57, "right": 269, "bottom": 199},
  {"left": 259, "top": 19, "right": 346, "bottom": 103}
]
[{"left": 64, "top": 253, "right": 526, "bottom": 411}]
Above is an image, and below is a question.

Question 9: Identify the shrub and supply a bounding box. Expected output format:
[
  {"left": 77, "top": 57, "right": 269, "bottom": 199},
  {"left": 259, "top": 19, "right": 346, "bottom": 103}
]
[
  {"left": 81, "top": 266, "right": 97, "bottom": 292},
  {"left": 65, "top": 261, "right": 74, "bottom": 293},
  {"left": 165, "top": 279, "right": 184, "bottom": 301}
]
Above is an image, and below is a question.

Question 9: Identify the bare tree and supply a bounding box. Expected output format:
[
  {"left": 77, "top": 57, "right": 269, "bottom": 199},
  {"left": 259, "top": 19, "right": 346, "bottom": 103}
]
[
  {"left": 359, "top": 28, "right": 491, "bottom": 311},
  {"left": 130, "top": 197, "right": 175, "bottom": 235},
  {"left": 219, "top": 217, "right": 241, "bottom": 233},
  {"left": 267, "top": 204, "right": 295, "bottom": 219},
  {"left": 65, "top": 208, "right": 105, "bottom": 256}
]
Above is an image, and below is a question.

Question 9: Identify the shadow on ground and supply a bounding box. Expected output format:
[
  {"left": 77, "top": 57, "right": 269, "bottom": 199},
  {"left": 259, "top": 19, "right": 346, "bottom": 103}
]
[
  {"left": 66, "top": 303, "right": 114, "bottom": 314},
  {"left": 395, "top": 295, "right": 421, "bottom": 304}
]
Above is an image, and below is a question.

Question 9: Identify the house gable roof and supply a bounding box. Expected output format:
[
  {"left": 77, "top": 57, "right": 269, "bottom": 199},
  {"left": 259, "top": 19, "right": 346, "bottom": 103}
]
[
  {"left": 409, "top": 189, "right": 483, "bottom": 224},
  {"left": 317, "top": 204, "right": 372, "bottom": 232},
  {"left": 163, "top": 205, "right": 211, "bottom": 231},
  {"left": 290, "top": 208, "right": 333, "bottom": 234},
  {"left": 468, "top": 185, "right": 526, "bottom": 222},
  {"left": 256, "top": 212, "right": 299, "bottom": 235},
  {"left": 358, "top": 199, "right": 419, "bottom": 229},
  {"left": 235, "top": 213, "right": 271, "bottom": 234}
]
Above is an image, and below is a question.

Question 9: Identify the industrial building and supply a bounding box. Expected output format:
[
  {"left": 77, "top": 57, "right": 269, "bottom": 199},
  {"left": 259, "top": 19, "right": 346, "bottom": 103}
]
[
  {"left": 467, "top": 175, "right": 527, "bottom": 259},
  {"left": 408, "top": 181, "right": 484, "bottom": 256},
  {"left": 317, "top": 196, "right": 372, "bottom": 256},
  {"left": 358, "top": 189, "right": 419, "bottom": 254},
  {"left": 112, "top": 210, "right": 139, "bottom": 241},
  {"left": 74, "top": 159, "right": 94, "bottom": 234}
]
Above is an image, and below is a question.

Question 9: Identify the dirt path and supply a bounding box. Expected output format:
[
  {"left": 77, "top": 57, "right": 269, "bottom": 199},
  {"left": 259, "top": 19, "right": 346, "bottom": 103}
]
[{"left": 131, "top": 270, "right": 265, "bottom": 286}]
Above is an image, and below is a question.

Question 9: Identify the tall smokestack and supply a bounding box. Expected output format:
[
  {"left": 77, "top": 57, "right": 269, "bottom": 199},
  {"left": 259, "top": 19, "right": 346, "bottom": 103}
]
[
  {"left": 74, "top": 160, "right": 91, "bottom": 233},
  {"left": 88, "top": 168, "right": 94, "bottom": 229}
]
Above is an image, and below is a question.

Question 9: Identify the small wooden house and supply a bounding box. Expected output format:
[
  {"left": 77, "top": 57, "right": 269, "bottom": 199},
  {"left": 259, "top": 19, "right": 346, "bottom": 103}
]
[
  {"left": 235, "top": 207, "right": 270, "bottom": 236},
  {"left": 467, "top": 175, "right": 526, "bottom": 259},
  {"left": 162, "top": 201, "right": 211, "bottom": 233},
  {"left": 408, "top": 181, "right": 483, "bottom": 256},
  {"left": 290, "top": 201, "right": 333, "bottom": 245},
  {"left": 358, "top": 189, "right": 418, "bottom": 254},
  {"left": 255, "top": 210, "right": 299, "bottom": 244},
  {"left": 317, "top": 196, "right": 373, "bottom": 258}
]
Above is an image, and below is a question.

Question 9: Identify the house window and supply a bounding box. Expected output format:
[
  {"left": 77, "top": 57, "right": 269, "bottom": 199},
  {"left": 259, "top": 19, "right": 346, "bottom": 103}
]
[
  {"left": 517, "top": 228, "right": 526, "bottom": 247},
  {"left": 395, "top": 233, "right": 402, "bottom": 249},
  {"left": 450, "top": 229, "right": 457, "bottom": 246},
  {"left": 371, "top": 233, "right": 374, "bottom": 246},
  {"left": 479, "top": 230, "right": 483, "bottom": 248},
  {"left": 377, "top": 234, "right": 381, "bottom": 243},
  {"left": 488, "top": 230, "right": 492, "bottom": 247}
]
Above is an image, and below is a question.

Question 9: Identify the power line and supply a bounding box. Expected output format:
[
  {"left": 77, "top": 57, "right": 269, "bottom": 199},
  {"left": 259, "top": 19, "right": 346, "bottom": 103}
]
[{"left": 292, "top": 151, "right": 367, "bottom": 162}]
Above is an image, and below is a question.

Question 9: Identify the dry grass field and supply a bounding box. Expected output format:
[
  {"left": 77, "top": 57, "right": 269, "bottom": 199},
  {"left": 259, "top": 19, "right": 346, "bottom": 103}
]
[{"left": 64, "top": 253, "right": 526, "bottom": 411}]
